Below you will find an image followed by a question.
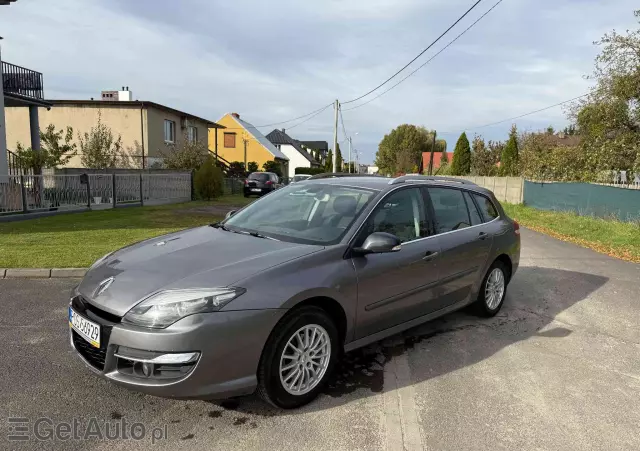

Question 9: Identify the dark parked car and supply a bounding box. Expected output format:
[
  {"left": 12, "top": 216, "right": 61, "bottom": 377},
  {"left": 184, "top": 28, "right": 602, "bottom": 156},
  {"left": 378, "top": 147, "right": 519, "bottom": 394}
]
[
  {"left": 244, "top": 172, "right": 280, "bottom": 197},
  {"left": 69, "top": 175, "right": 520, "bottom": 409}
]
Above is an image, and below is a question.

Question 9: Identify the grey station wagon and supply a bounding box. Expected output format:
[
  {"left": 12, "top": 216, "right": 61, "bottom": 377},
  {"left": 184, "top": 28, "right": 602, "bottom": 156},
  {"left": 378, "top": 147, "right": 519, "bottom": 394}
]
[{"left": 69, "top": 175, "right": 520, "bottom": 408}]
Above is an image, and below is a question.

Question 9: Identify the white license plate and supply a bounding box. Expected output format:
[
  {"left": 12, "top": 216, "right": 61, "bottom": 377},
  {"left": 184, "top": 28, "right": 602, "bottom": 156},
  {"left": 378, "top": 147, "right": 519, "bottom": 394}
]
[
  {"left": 69, "top": 307, "right": 101, "bottom": 348},
  {"left": 251, "top": 188, "right": 261, "bottom": 192}
]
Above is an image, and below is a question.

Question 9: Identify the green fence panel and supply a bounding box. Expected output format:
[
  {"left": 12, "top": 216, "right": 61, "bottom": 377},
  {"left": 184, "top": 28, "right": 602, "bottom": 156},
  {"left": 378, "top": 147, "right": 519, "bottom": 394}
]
[{"left": 523, "top": 180, "right": 640, "bottom": 221}]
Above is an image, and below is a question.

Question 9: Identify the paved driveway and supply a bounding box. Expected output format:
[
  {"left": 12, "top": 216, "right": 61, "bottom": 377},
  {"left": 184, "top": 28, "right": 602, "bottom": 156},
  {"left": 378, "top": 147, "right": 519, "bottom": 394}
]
[{"left": 1, "top": 229, "right": 638, "bottom": 450}]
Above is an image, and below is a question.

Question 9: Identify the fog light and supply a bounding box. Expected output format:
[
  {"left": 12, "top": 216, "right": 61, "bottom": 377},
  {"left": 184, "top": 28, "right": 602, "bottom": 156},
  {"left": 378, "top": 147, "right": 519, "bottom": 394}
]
[{"left": 141, "top": 362, "right": 153, "bottom": 377}]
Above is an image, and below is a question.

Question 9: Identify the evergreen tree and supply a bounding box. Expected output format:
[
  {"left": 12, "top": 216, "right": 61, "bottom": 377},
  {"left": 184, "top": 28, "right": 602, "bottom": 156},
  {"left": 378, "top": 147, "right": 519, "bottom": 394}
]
[
  {"left": 325, "top": 149, "right": 333, "bottom": 171},
  {"left": 451, "top": 132, "right": 471, "bottom": 175},
  {"left": 501, "top": 125, "right": 520, "bottom": 176}
]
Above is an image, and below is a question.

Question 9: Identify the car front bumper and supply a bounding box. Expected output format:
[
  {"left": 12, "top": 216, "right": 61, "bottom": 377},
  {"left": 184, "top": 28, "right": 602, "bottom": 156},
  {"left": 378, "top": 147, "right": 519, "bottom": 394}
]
[{"left": 70, "top": 307, "right": 286, "bottom": 399}]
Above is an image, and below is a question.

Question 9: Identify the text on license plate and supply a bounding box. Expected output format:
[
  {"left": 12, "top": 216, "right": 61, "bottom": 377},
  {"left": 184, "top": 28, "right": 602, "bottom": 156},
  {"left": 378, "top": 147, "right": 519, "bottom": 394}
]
[
  {"left": 251, "top": 188, "right": 261, "bottom": 192},
  {"left": 69, "top": 307, "right": 101, "bottom": 348}
]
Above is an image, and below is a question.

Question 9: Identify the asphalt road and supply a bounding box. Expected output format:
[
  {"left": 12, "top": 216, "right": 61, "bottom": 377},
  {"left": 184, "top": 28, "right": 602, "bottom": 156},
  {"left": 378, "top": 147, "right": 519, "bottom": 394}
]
[{"left": 1, "top": 228, "right": 639, "bottom": 450}]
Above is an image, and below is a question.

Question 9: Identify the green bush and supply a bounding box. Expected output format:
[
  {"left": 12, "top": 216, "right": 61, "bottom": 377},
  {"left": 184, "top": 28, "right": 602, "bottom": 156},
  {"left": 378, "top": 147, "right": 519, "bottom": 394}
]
[
  {"left": 295, "top": 167, "right": 326, "bottom": 175},
  {"left": 247, "top": 161, "right": 259, "bottom": 172},
  {"left": 194, "top": 157, "right": 224, "bottom": 200},
  {"left": 262, "top": 160, "right": 283, "bottom": 177}
]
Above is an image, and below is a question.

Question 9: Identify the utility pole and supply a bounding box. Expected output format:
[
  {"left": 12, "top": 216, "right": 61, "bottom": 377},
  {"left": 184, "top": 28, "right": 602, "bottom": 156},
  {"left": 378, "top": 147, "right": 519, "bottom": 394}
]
[
  {"left": 428, "top": 130, "right": 437, "bottom": 175},
  {"left": 243, "top": 135, "right": 249, "bottom": 171},
  {"left": 333, "top": 99, "right": 339, "bottom": 173},
  {"left": 348, "top": 137, "right": 352, "bottom": 173}
]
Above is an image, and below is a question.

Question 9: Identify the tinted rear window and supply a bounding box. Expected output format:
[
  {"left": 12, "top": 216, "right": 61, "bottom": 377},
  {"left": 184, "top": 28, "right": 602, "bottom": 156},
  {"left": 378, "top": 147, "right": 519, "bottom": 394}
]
[
  {"left": 248, "top": 173, "right": 269, "bottom": 181},
  {"left": 473, "top": 194, "right": 499, "bottom": 222},
  {"left": 463, "top": 191, "right": 483, "bottom": 226},
  {"left": 428, "top": 187, "right": 472, "bottom": 233}
]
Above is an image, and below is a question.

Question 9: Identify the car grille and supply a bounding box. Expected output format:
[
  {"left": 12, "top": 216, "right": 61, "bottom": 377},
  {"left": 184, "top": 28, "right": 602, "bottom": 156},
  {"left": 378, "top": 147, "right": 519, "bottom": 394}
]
[
  {"left": 71, "top": 295, "right": 121, "bottom": 324},
  {"left": 70, "top": 295, "right": 117, "bottom": 371},
  {"left": 72, "top": 330, "right": 109, "bottom": 370}
]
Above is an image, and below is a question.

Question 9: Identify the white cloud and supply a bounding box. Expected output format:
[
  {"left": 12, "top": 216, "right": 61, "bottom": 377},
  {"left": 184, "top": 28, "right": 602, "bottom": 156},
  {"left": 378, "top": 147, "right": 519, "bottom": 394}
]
[{"left": 1, "top": 0, "right": 638, "bottom": 164}]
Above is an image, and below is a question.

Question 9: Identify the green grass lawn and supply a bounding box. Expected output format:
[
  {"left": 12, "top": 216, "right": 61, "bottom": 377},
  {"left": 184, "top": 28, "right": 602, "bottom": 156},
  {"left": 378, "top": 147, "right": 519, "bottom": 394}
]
[
  {"left": 503, "top": 203, "right": 640, "bottom": 263},
  {"left": 0, "top": 195, "right": 253, "bottom": 268}
]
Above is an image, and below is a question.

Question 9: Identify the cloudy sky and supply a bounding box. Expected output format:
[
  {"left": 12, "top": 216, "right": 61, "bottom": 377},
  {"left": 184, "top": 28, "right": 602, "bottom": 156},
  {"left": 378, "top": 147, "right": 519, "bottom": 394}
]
[{"left": 1, "top": 0, "right": 638, "bottom": 164}]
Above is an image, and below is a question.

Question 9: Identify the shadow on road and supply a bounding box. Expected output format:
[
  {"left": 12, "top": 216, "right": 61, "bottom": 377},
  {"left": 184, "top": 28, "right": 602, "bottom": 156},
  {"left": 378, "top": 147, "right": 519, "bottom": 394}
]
[{"left": 208, "top": 266, "right": 608, "bottom": 417}]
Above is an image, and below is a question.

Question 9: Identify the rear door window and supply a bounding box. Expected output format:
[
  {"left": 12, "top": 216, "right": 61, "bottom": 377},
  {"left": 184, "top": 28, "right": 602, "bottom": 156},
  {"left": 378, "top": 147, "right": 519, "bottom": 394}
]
[
  {"left": 463, "top": 191, "right": 483, "bottom": 226},
  {"left": 428, "top": 187, "right": 472, "bottom": 233},
  {"left": 472, "top": 194, "right": 499, "bottom": 222}
]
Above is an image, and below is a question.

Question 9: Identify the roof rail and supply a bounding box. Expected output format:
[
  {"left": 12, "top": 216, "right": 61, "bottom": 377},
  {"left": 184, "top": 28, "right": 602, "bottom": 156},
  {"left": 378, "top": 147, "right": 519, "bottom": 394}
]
[
  {"left": 389, "top": 175, "right": 476, "bottom": 185},
  {"left": 308, "top": 172, "right": 386, "bottom": 180}
]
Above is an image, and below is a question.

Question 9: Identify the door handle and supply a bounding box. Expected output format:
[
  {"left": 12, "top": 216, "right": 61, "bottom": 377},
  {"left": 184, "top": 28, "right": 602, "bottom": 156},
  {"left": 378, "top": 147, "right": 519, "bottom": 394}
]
[
  {"left": 423, "top": 251, "right": 439, "bottom": 261},
  {"left": 478, "top": 232, "right": 488, "bottom": 241}
]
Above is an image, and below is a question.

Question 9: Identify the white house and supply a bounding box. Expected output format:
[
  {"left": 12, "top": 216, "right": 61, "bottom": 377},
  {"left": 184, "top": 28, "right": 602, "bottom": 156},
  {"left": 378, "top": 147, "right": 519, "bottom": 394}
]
[{"left": 266, "top": 129, "right": 321, "bottom": 178}]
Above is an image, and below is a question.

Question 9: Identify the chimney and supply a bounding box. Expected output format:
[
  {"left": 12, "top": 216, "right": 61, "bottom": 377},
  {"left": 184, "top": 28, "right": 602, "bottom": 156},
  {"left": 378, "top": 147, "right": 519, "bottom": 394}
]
[
  {"left": 231, "top": 113, "right": 240, "bottom": 119},
  {"left": 282, "top": 128, "right": 285, "bottom": 133},
  {"left": 118, "top": 87, "right": 133, "bottom": 102}
]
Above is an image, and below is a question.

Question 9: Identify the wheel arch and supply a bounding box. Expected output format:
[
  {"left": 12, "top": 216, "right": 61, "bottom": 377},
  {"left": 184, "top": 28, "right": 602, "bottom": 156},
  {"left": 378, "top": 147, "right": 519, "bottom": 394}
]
[{"left": 494, "top": 253, "right": 513, "bottom": 282}]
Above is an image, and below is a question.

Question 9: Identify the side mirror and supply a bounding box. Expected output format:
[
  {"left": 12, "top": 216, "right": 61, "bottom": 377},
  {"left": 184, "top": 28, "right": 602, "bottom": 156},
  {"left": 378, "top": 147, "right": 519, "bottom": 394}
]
[
  {"left": 224, "top": 210, "right": 237, "bottom": 220},
  {"left": 353, "top": 232, "right": 402, "bottom": 256}
]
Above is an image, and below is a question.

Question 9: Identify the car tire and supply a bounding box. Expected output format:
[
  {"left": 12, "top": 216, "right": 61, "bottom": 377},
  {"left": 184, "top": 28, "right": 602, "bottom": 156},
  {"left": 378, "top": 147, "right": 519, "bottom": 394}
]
[
  {"left": 473, "top": 260, "right": 508, "bottom": 317},
  {"left": 257, "top": 306, "right": 339, "bottom": 409}
]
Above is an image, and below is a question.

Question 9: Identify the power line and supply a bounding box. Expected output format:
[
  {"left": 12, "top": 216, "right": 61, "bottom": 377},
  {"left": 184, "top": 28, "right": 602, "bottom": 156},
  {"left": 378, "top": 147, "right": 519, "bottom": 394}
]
[
  {"left": 440, "top": 93, "right": 589, "bottom": 134},
  {"left": 255, "top": 102, "right": 334, "bottom": 127},
  {"left": 338, "top": 104, "right": 349, "bottom": 141},
  {"left": 341, "top": 0, "right": 485, "bottom": 105},
  {"left": 221, "top": 102, "right": 334, "bottom": 130},
  {"left": 343, "top": 0, "right": 503, "bottom": 112},
  {"left": 286, "top": 103, "right": 333, "bottom": 131}
]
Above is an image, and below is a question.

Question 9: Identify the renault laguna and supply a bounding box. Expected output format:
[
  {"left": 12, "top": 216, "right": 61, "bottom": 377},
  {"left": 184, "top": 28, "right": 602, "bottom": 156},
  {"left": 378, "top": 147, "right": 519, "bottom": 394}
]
[{"left": 69, "top": 174, "right": 520, "bottom": 409}]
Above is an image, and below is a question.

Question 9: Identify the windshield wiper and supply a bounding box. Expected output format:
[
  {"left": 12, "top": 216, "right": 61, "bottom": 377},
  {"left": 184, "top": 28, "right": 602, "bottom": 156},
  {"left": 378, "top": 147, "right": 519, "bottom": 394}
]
[{"left": 209, "top": 222, "right": 232, "bottom": 232}]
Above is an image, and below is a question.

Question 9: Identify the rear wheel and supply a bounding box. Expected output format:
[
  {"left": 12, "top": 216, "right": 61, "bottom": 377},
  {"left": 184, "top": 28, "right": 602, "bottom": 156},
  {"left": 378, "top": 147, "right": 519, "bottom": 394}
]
[
  {"left": 257, "top": 306, "right": 339, "bottom": 409},
  {"left": 474, "top": 260, "right": 508, "bottom": 317}
]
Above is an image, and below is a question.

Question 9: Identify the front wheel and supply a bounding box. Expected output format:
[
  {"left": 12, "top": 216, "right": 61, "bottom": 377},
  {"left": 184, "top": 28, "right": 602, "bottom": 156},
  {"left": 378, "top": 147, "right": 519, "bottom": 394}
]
[
  {"left": 474, "top": 261, "right": 508, "bottom": 317},
  {"left": 257, "top": 306, "right": 339, "bottom": 409}
]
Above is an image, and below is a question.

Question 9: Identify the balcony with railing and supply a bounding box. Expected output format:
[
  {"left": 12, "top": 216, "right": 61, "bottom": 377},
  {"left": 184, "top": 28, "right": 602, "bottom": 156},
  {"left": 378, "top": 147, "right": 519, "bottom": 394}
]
[{"left": 2, "top": 61, "right": 46, "bottom": 105}]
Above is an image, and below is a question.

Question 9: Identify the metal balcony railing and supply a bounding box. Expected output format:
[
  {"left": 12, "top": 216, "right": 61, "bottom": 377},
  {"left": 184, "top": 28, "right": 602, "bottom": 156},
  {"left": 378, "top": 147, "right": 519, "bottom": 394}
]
[{"left": 2, "top": 61, "right": 44, "bottom": 100}]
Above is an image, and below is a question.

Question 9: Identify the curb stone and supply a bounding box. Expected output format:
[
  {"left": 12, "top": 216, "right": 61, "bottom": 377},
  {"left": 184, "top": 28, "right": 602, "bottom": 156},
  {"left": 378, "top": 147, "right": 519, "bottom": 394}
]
[
  {"left": 1, "top": 268, "right": 88, "bottom": 279},
  {"left": 51, "top": 268, "right": 88, "bottom": 278},
  {"left": 5, "top": 268, "right": 51, "bottom": 278}
]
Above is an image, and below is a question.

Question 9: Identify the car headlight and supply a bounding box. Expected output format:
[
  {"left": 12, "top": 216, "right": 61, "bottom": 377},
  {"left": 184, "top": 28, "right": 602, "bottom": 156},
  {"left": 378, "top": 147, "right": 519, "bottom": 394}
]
[
  {"left": 122, "top": 288, "right": 246, "bottom": 329},
  {"left": 89, "top": 251, "right": 115, "bottom": 270}
]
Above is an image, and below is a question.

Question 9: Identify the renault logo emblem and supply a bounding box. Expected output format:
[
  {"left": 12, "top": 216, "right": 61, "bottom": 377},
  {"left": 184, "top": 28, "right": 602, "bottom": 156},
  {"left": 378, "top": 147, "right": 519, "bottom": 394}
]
[{"left": 94, "top": 277, "right": 114, "bottom": 297}]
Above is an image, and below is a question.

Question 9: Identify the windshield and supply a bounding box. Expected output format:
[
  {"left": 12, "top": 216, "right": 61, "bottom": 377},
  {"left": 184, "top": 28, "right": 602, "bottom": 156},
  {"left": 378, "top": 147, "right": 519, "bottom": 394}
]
[{"left": 224, "top": 183, "right": 377, "bottom": 245}]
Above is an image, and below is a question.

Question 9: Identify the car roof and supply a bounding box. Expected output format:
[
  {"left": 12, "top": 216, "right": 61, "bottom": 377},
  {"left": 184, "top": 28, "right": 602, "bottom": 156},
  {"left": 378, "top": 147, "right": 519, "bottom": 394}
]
[{"left": 302, "top": 175, "right": 495, "bottom": 196}]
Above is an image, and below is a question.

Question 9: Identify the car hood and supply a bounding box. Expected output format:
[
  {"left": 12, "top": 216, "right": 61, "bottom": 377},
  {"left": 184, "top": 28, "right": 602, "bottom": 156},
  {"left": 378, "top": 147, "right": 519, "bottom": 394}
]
[{"left": 77, "top": 226, "right": 321, "bottom": 316}]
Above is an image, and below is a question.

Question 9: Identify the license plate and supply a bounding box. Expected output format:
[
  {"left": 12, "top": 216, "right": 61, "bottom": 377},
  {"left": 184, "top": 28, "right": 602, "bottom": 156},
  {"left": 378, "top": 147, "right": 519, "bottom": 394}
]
[
  {"left": 251, "top": 188, "right": 261, "bottom": 192},
  {"left": 69, "top": 307, "right": 101, "bottom": 348}
]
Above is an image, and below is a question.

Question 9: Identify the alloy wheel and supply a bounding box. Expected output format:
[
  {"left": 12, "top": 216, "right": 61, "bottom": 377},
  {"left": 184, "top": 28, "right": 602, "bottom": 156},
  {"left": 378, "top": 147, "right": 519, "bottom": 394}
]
[
  {"left": 279, "top": 324, "right": 331, "bottom": 396},
  {"left": 485, "top": 268, "right": 505, "bottom": 310}
]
